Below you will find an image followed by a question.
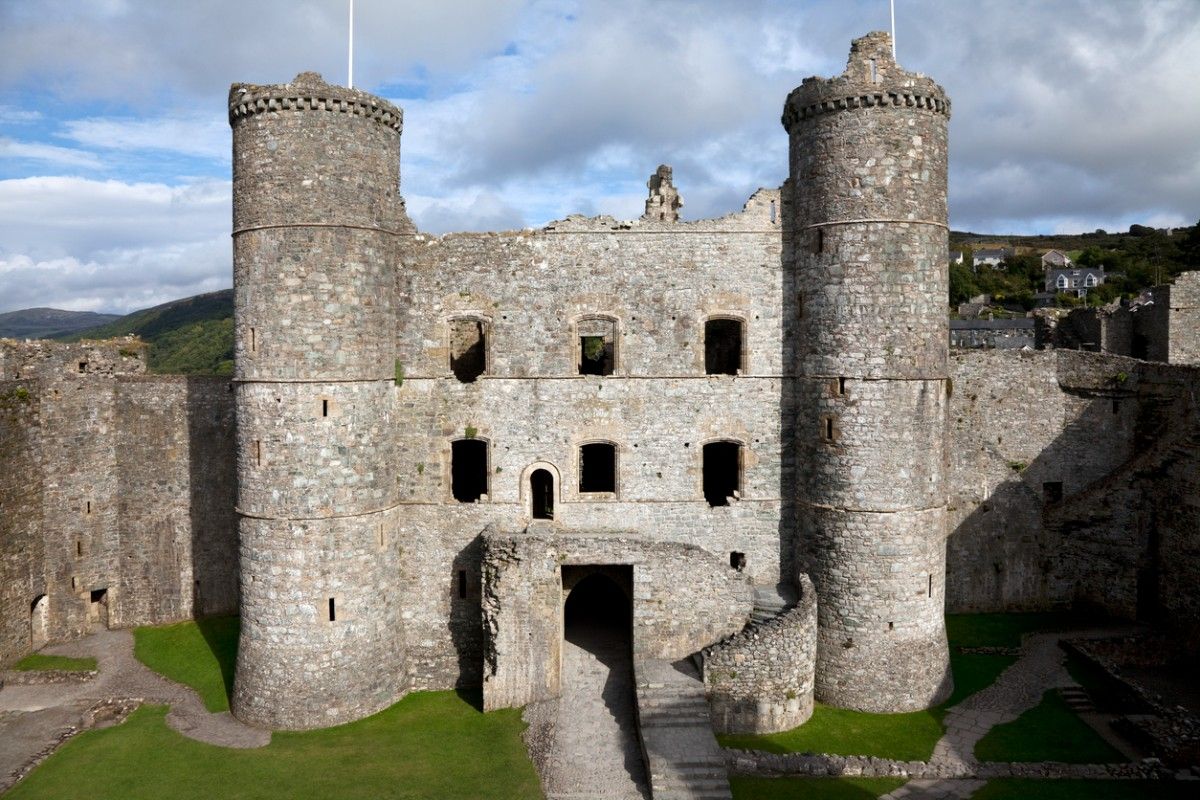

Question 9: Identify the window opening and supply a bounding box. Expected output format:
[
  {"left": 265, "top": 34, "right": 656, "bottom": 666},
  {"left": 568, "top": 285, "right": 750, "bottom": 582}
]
[
  {"left": 377, "top": 522, "right": 385, "bottom": 549},
  {"left": 870, "top": 58, "right": 878, "bottom": 82},
  {"left": 705, "top": 318, "right": 743, "bottom": 375},
  {"left": 822, "top": 416, "right": 835, "bottom": 442},
  {"left": 255, "top": 439, "right": 262, "bottom": 466},
  {"left": 322, "top": 399, "right": 329, "bottom": 417},
  {"left": 729, "top": 551, "right": 746, "bottom": 571},
  {"left": 78, "top": 361, "right": 87, "bottom": 373},
  {"left": 1112, "top": 400, "right": 1120, "bottom": 414},
  {"left": 328, "top": 597, "right": 336, "bottom": 622},
  {"left": 250, "top": 327, "right": 256, "bottom": 353},
  {"left": 76, "top": 540, "right": 83, "bottom": 557},
  {"left": 451, "top": 439, "right": 488, "bottom": 502},
  {"left": 90, "top": 588, "right": 106, "bottom": 604},
  {"left": 579, "top": 442, "right": 617, "bottom": 493},
  {"left": 577, "top": 317, "right": 616, "bottom": 375},
  {"left": 449, "top": 318, "right": 487, "bottom": 383},
  {"left": 838, "top": 377, "right": 847, "bottom": 395},
  {"left": 928, "top": 575, "right": 933, "bottom": 597},
  {"left": 1043, "top": 481, "right": 1063, "bottom": 503},
  {"left": 85, "top": 501, "right": 91, "bottom": 515},
  {"left": 769, "top": 200, "right": 777, "bottom": 223},
  {"left": 457, "top": 570, "right": 467, "bottom": 599},
  {"left": 703, "top": 441, "right": 741, "bottom": 507},
  {"left": 530, "top": 468, "right": 555, "bottom": 519}
]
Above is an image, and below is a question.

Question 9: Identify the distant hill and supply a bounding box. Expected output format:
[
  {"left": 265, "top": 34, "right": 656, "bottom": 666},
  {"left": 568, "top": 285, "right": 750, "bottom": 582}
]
[
  {"left": 56, "top": 289, "right": 234, "bottom": 376},
  {"left": 0, "top": 307, "right": 122, "bottom": 340}
]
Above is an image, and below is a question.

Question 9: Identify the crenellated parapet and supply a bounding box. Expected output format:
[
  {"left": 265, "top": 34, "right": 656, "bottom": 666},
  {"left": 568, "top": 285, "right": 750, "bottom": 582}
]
[{"left": 228, "top": 72, "right": 402, "bottom": 131}]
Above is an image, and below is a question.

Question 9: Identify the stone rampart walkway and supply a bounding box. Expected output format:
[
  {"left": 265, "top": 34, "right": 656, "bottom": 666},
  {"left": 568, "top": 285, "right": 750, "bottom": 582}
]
[{"left": 0, "top": 629, "right": 268, "bottom": 793}]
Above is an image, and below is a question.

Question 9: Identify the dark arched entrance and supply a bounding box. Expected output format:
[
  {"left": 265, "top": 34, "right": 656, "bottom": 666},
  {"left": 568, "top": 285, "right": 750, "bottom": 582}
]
[
  {"left": 531, "top": 468, "right": 554, "bottom": 520},
  {"left": 563, "top": 570, "right": 631, "bottom": 651}
]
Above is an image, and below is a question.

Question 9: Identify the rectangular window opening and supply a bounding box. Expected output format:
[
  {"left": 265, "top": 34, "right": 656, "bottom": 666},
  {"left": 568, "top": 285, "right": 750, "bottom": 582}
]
[
  {"left": 729, "top": 551, "right": 746, "bottom": 571},
  {"left": 704, "top": 318, "right": 743, "bottom": 375},
  {"left": 838, "top": 377, "right": 847, "bottom": 395},
  {"left": 822, "top": 416, "right": 835, "bottom": 442},
  {"left": 449, "top": 318, "right": 487, "bottom": 383},
  {"left": 90, "top": 588, "right": 107, "bottom": 604},
  {"left": 577, "top": 318, "right": 616, "bottom": 376},
  {"left": 703, "top": 441, "right": 742, "bottom": 507},
  {"left": 769, "top": 200, "right": 777, "bottom": 223},
  {"left": 322, "top": 399, "right": 329, "bottom": 417},
  {"left": 255, "top": 439, "right": 262, "bottom": 466},
  {"left": 928, "top": 575, "right": 933, "bottom": 598},
  {"left": 76, "top": 540, "right": 83, "bottom": 557},
  {"left": 457, "top": 570, "right": 467, "bottom": 599},
  {"left": 579, "top": 442, "right": 617, "bottom": 493},
  {"left": 78, "top": 361, "right": 88, "bottom": 373},
  {"left": 1043, "top": 481, "right": 1063, "bottom": 503},
  {"left": 85, "top": 501, "right": 92, "bottom": 515},
  {"left": 328, "top": 597, "right": 336, "bottom": 622},
  {"left": 250, "top": 327, "right": 256, "bottom": 353},
  {"left": 378, "top": 523, "right": 385, "bottom": 549},
  {"left": 451, "top": 439, "right": 488, "bottom": 502}
]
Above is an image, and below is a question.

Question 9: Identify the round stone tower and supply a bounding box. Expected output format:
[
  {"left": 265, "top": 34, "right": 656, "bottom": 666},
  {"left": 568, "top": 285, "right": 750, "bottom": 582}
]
[
  {"left": 783, "top": 32, "right": 953, "bottom": 712},
  {"left": 228, "top": 73, "right": 409, "bottom": 729}
]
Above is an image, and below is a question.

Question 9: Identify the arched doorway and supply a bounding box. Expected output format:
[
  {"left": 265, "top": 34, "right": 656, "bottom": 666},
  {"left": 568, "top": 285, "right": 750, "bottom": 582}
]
[
  {"left": 30, "top": 594, "right": 48, "bottom": 649},
  {"left": 563, "top": 570, "right": 631, "bottom": 652},
  {"left": 531, "top": 468, "right": 555, "bottom": 520}
]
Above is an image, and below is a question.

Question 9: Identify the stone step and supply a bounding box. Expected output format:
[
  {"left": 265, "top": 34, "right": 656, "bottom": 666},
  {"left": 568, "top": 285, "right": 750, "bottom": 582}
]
[{"left": 1059, "top": 686, "right": 1095, "bottom": 712}]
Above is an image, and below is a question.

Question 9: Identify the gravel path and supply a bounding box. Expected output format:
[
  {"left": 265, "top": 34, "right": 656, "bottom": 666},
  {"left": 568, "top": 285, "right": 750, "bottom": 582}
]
[{"left": 0, "top": 628, "right": 268, "bottom": 794}]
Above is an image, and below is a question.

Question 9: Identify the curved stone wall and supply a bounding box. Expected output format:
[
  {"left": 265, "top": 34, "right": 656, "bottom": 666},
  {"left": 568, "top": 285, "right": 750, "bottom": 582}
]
[
  {"left": 785, "top": 32, "right": 952, "bottom": 712},
  {"left": 229, "top": 72, "right": 406, "bottom": 730}
]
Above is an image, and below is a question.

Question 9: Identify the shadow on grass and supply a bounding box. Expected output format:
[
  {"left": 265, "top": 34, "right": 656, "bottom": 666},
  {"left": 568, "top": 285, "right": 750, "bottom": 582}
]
[
  {"left": 195, "top": 615, "right": 240, "bottom": 708},
  {"left": 454, "top": 686, "right": 484, "bottom": 713}
]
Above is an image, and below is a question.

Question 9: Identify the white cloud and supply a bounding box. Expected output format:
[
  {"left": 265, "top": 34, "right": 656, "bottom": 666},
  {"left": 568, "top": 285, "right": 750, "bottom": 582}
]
[
  {"left": 0, "top": 176, "right": 229, "bottom": 313},
  {"left": 0, "top": 138, "right": 101, "bottom": 169},
  {"left": 0, "top": 105, "right": 41, "bottom": 123},
  {"left": 60, "top": 116, "right": 229, "bottom": 161}
]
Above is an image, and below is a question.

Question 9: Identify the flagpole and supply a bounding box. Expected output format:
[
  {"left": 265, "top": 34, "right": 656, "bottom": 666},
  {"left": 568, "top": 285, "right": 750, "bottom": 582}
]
[
  {"left": 890, "top": 0, "right": 896, "bottom": 60},
  {"left": 348, "top": 0, "right": 355, "bottom": 88}
]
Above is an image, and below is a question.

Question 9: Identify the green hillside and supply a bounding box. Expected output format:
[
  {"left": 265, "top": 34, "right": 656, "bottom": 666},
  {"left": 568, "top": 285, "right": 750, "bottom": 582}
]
[
  {"left": 0, "top": 308, "right": 122, "bottom": 340},
  {"left": 57, "top": 290, "right": 234, "bottom": 376}
]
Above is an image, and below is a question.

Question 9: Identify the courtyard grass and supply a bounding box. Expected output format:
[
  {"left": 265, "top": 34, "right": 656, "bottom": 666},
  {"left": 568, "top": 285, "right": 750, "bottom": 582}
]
[
  {"left": 974, "top": 689, "right": 1126, "bottom": 763},
  {"left": 720, "top": 612, "right": 1094, "bottom": 761},
  {"left": 11, "top": 653, "right": 97, "bottom": 671},
  {"left": 7, "top": 691, "right": 543, "bottom": 800},
  {"left": 730, "top": 776, "right": 906, "bottom": 799},
  {"left": 971, "top": 778, "right": 1192, "bottom": 799},
  {"left": 132, "top": 615, "right": 239, "bottom": 712}
]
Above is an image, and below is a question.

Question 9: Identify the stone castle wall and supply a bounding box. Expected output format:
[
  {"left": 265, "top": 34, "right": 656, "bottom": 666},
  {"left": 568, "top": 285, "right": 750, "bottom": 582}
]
[
  {"left": 704, "top": 574, "right": 818, "bottom": 734},
  {"left": 785, "top": 31, "right": 953, "bottom": 712},
  {"left": 0, "top": 340, "right": 237, "bottom": 666},
  {"left": 229, "top": 72, "right": 409, "bottom": 730}
]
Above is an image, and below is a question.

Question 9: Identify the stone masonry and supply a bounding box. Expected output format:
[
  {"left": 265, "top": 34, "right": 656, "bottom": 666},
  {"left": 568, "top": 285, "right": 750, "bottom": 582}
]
[
  {"left": 1, "top": 33, "right": 1197, "bottom": 774},
  {"left": 784, "top": 31, "right": 953, "bottom": 711}
]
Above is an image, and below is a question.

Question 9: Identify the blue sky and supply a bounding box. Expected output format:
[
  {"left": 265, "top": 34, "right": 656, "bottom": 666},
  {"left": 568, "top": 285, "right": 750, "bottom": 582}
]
[{"left": 1, "top": 0, "right": 1197, "bottom": 314}]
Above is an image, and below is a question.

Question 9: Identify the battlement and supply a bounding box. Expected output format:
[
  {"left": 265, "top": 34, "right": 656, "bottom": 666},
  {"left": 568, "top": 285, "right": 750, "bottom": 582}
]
[
  {"left": 782, "top": 32, "right": 949, "bottom": 132},
  {"left": 228, "top": 71, "right": 402, "bottom": 131}
]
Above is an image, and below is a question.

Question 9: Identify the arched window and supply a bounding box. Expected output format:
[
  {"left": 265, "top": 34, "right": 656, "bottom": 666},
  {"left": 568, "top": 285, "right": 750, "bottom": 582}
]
[
  {"left": 703, "top": 440, "right": 742, "bottom": 507},
  {"left": 449, "top": 317, "right": 488, "bottom": 383},
  {"left": 1084, "top": 274, "right": 1097, "bottom": 288},
  {"left": 576, "top": 316, "right": 617, "bottom": 375},
  {"left": 530, "top": 469, "right": 555, "bottom": 519},
  {"left": 1056, "top": 274, "right": 1068, "bottom": 290},
  {"left": 704, "top": 317, "right": 744, "bottom": 375},
  {"left": 579, "top": 442, "right": 617, "bottom": 494},
  {"left": 451, "top": 439, "right": 488, "bottom": 502}
]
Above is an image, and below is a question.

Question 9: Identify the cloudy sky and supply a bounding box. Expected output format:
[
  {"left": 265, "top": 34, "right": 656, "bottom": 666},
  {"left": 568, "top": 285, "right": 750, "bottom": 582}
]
[{"left": 1, "top": 0, "right": 1197, "bottom": 314}]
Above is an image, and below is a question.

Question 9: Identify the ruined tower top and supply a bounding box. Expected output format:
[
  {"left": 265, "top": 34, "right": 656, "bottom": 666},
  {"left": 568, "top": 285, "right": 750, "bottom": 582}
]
[
  {"left": 642, "top": 164, "right": 683, "bottom": 223},
  {"left": 782, "top": 32, "right": 949, "bottom": 134}
]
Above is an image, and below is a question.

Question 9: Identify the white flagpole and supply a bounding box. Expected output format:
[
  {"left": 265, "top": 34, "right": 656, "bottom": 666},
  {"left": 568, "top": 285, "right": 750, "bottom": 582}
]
[
  {"left": 890, "top": 0, "right": 897, "bottom": 60},
  {"left": 348, "top": 0, "right": 355, "bottom": 88}
]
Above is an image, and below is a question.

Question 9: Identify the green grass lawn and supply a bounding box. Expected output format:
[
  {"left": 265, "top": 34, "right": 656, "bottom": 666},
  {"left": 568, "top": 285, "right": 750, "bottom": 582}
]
[
  {"left": 972, "top": 778, "right": 1191, "bottom": 799},
  {"left": 730, "top": 776, "right": 905, "bottom": 799},
  {"left": 945, "top": 611, "right": 1084, "bottom": 649},
  {"left": 133, "top": 615, "right": 239, "bottom": 712},
  {"left": 11, "top": 653, "right": 98, "bottom": 671},
  {"left": 975, "top": 690, "right": 1125, "bottom": 763},
  {"left": 7, "top": 692, "right": 541, "bottom": 800},
  {"left": 720, "top": 612, "right": 1105, "bottom": 761}
]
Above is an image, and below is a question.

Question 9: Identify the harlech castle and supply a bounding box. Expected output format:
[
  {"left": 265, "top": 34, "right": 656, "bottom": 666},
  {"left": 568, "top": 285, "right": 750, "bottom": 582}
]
[{"left": 2, "top": 32, "right": 1198, "bottom": 755}]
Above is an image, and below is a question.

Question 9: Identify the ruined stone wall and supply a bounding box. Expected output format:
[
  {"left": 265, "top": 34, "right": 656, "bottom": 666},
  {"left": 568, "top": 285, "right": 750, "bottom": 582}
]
[
  {"left": 394, "top": 190, "right": 789, "bottom": 691},
  {"left": 1168, "top": 272, "right": 1200, "bottom": 365},
  {"left": 784, "top": 31, "right": 953, "bottom": 712},
  {"left": 703, "top": 574, "right": 817, "bottom": 735},
  {"left": 229, "top": 73, "right": 408, "bottom": 730},
  {"left": 0, "top": 341, "right": 239, "bottom": 666},
  {"left": 114, "top": 377, "right": 237, "bottom": 625},
  {"left": 480, "top": 528, "right": 753, "bottom": 711}
]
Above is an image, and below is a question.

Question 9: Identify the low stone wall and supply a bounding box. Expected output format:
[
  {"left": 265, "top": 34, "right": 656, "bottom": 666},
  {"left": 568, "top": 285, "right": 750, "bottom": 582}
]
[{"left": 703, "top": 574, "right": 817, "bottom": 734}]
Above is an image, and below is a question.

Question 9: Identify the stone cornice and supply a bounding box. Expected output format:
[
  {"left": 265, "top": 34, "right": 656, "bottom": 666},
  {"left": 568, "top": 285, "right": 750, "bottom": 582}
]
[{"left": 782, "top": 85, "right": 950, "bottom": 132}]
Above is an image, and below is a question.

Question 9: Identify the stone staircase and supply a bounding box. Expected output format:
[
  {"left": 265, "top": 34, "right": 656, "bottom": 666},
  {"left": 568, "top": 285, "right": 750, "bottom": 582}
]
[
  {"left": 749, "top": 583, "right": 797, "bottom": 626},
  {"left": 1059, "top": 685, "right": 1096, "bottom": 713},
  {"left": 635, "top": 659, "right": 732, "bottom": 800}
]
